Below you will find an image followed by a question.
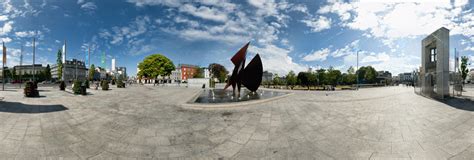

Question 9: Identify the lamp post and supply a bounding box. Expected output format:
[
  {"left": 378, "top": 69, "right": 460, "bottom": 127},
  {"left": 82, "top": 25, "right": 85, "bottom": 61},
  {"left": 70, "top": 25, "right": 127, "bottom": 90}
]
[{"left": 356, "top": 50, "right": 361, "bottom": 90}]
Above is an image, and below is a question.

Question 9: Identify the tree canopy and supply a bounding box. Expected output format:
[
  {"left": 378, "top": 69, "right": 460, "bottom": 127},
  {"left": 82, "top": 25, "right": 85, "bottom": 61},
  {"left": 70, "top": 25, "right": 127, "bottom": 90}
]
[
  {"left": 45, "top": 64, "right": 51, "bottom": 81},
  {"left": 286, "top": 70, "right": 297, "bottom": 89},
  {"left": 326, "top": 66, "right": 342, "bottom": 86},
  {"left": 208, "top": 63, "right": 228, "bottom": 83},
  {"left": 194, "top": 67, "right": 204, "bottom": 78},
  {"left": 460, "top": 56, "right": 469, "bottom": 82},
  {"left": 89, "top": 64, "right": 95, "bottom": 81},
  {"left": 138, "top": 54, "right": 175, "bottom": 79},
  {"left": 357, "top": 66, "right": 377, "bottom": 84},
  {"left": 297, "top": 72, "right": 311, "bottom": 90},
  {"left": 56, "top": 49, "right": 63, "bottom": 80}
]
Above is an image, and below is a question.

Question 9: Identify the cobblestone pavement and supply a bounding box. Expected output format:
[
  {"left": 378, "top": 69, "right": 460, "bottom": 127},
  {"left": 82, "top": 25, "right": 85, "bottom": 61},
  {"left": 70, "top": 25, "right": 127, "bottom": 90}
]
[{"left": 0, "top": 85, "right": 474, "bottom": 159}]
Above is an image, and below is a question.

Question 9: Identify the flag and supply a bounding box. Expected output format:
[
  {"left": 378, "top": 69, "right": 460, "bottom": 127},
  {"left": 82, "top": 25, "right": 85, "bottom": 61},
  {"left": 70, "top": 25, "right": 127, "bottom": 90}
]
[
  {"left": 2, "top": 42, "right": 6, "bottom": 65},
  {"left": 62, "top": 42, "right": 66, "bottom": 63}
]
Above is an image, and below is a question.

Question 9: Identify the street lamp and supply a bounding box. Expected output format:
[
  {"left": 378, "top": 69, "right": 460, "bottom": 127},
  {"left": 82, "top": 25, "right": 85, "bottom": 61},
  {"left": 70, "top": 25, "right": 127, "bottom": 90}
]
[{"left": 356, "top": 49, "right": 361, "bottom": 90}]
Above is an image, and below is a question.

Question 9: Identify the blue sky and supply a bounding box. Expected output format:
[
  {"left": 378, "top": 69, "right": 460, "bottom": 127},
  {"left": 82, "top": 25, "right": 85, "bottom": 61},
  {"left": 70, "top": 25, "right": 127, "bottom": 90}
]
[{"left": 0, "top": 0, "right": 473, "bottom": 76}]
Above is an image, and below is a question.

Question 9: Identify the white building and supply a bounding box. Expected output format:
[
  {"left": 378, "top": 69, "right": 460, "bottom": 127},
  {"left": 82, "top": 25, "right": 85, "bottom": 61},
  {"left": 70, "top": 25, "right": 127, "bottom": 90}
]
[
  {"left": 111, "top": 58, "right": 116, "bottom": 72},
  {"left": 204, "top": 68, "right": 210, "bottom": 78},
  {"left": 468, "top": 69, "right": 474, "bottom": 83},
  {"left": 170, "top": 68, "right": 181, "bottom": 83}
]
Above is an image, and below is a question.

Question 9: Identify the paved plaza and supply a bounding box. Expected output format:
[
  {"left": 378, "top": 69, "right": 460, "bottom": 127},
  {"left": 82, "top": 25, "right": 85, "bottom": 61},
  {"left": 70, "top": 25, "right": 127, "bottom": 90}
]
[{"left": 1, "top": 85, "right": 474, "bottom": 159}]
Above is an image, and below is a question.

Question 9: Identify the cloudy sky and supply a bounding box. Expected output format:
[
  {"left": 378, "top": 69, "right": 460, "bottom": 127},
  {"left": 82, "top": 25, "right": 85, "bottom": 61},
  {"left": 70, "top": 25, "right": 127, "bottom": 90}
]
[{"left": 0, "top": 0, "right": 473, "bottom": 76}]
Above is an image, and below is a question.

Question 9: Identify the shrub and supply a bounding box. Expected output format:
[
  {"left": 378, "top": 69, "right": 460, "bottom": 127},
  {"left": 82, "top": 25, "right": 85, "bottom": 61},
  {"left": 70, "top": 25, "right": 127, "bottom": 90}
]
[
  {"left": 101, "top": 80, "right": 109, "bottom": 90},
  {"left": 117, "top": 77, "right": 125, "bottom": 88},
  {"left": 24, "top": 81, "right": 39, "bottom": 97},
  {"left": 85, "top": 80, "right": 90, "bottom": 88},
  {"left": 59, "top": 81, "right": 66, "bottom": 90},
  {"left": 72, "top": 80, "right": 83, "bottom": 95}
]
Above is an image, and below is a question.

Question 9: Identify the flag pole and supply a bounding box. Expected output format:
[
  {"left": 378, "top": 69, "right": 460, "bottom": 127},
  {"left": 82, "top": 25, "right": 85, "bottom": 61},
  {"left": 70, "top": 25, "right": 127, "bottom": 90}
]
[
  {"left": 2, "top": 42, "right": 5, "bottom": 91},
  {"left": 20, "top": 45, "right": 23, "bottom": 88},
  {"left": 88, "top": 44, "right": 90, "bottom": 81},
  {"left": 32, "top": 37, "right": 36, "bottom": 82}
]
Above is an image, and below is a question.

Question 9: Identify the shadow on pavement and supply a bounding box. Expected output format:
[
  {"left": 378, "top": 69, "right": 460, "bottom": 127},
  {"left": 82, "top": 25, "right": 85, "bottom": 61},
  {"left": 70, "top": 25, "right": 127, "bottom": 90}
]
[
  {"left": 0, "top": 101, "right": 68, "bottom": 113},
  {"left": 441, "top": 97, "right": 474, "bottom": 111}
]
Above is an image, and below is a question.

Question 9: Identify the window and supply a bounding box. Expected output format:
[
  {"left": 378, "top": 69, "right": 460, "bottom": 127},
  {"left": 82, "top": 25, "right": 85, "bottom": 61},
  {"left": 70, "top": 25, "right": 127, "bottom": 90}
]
[{"left": 430, "top": 48, "right": 437, "bottom": 62}]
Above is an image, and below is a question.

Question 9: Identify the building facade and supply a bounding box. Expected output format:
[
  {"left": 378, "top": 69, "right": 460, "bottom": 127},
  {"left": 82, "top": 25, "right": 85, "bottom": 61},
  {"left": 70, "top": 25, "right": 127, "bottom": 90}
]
[
  {"left": 376, "top": 71, "right": 392, "bottom": 84},
  {"left": 13, "top": 64, "right": 45, "bottom": 75},
  {"left": 170, "top": 68, "right": 182, "bottom": 83},
  {"left": 51, "top": 59, "right": 88, "bottom": 81},
  {"left": 398, "top": 72, "right": 413, "bottom": 84},
  {"left": 177, "top": 64, "right": 198, "bottom": 81},
  {"left": 116, "top": 67, "right": 126, "bottom": 78},
  {"left": 262, "top": 71, "right": 275, "bottom": 82}
]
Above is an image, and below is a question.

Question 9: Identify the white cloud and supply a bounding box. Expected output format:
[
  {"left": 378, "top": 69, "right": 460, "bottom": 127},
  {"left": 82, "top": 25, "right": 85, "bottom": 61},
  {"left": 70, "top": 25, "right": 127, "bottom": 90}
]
[
  {"left": 126, "top": 0, "right": 182, "bottom": 7},
  {"left": 81, "top": 2, "right": 97, "bottom": 11},
  {"left": 174, "top": 16, "right": 199, "bottom": 28},
  {"left": 302, "top": 48, "right": 330, "bottom": 61},
  {"left": 289, "top": 4, "right": 308, "bottom": 14},
  {"left": 369, "top": 55, "right": 420, "bottom": 75},
  {"left": 25, "top": 41, "right": 39, "bottom": 47},
  {"left": 454, "top": 0, "right": 469, "bottom": 7},
  {"left": 301, "top": 16, "right": 332, "bottom": 32},
  {"left": 1, "top": 37, "right": 11, "bottom": 43},
  {"left": 360, "top": 52, "right": 390, "bottom": 63},
  {"left": 118, "top": 1, "right": 309, "bottom": 74},
  {"left": 0, "top": 15, "right": 8, "bottom": 21},
  {"left": 331, "top": 40, "right": 359, "bottom": 58},
  {"left": 465, "top": 46, "right": 474, "bottom": 51},
  {"left": 0, "top": 21, "right": 13, "bottom": 36},
  {"left": 251, "top": 44, "right": 306, "bottom": 75},
  {"left": 101, "top": 16, "right": 151, "bottom": 45},
  {"left": 179, "top": 4, "right": 228, "bottom": 22},
  {"left": 248, "top": 0, "right": 279, "bottom": 16},
  {"left": 15, "top": 31, "right": 36, "bottom": 37},
  {"left": 319, "top": 1, "right": 473, "bottom": 41}
]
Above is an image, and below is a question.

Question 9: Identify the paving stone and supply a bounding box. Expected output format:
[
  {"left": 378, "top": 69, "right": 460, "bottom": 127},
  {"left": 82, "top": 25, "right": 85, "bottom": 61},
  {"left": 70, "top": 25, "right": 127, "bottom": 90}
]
[{"left": 0, "top": 86, "right": 472, "bottom": 159}]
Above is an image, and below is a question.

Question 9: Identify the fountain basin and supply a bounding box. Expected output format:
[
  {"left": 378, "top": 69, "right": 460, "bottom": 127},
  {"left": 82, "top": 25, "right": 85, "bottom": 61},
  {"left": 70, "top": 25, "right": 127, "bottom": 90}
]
[{"left": 182, "top": 89, "right": 292, "bottom": 109}]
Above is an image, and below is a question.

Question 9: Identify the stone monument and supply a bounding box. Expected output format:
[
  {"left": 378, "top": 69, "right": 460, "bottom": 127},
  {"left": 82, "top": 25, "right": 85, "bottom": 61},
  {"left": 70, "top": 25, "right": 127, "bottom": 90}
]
[{"left": 421, "top": 27, "right": 449, "bottom": 99}]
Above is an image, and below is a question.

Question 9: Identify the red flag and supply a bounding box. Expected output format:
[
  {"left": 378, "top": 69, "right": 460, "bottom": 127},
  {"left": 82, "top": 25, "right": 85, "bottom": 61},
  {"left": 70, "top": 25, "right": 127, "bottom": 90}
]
[{"left": 2, "top": 43, "right": 5, "bottom": 65}]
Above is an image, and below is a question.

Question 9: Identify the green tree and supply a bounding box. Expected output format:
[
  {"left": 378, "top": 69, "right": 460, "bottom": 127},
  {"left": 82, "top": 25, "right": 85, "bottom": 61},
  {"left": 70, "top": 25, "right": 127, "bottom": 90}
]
[
  {"left": 316, "top": 69, "right": 326, "bottom": 86},
  {"left": 89, "top": 64, "right": 95, "bottom": 81},
  {"left": 364, "top": 66, "right": 377, "bottom": 83},
  {"left": 286, "top": 70, "right": 297, "bottom": 89},
  {"left": 346, "top": 66, "right": 357, "bottom": 85},
  {"left": 194, "top": 67, "right": 204, "bottom": 78},
  {"left": 11, "top": 67, "right": 17, "bottom": 81},
  {"left": 45, "top": 64, "right": 51, "bottom": 81},
  {"left": 326, "top": 67, "right": 342, "bottom": 86},
  {"left": 138, "top": 54, "right": 175, "bottom": 79},
  {"left": 460, "top": 56, "right": 469, "bottom": 84},
  {"left": 297, "top": 72, "right": 311, "bottom": 90},
  {"left": 273, "top": 74, "right": 281, "bottom": 86},
  {"left": 209, "top": 63, "right": 228, "bottom": 83},
  {"left": 3, "top": 69, "right": 11, "bottom": 79},
  {"left": 56, "top": 49, "right": 63, "bottom": 80},
  {"left": 356, "top": 66, "right": 377, "bottom": 84}
]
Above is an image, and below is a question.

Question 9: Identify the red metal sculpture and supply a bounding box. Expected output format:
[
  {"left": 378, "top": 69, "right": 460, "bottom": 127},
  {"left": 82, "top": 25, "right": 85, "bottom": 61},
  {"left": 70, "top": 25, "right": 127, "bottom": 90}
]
[{"left": 224, "top": 42, "right": 263, "bottom": 93}]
